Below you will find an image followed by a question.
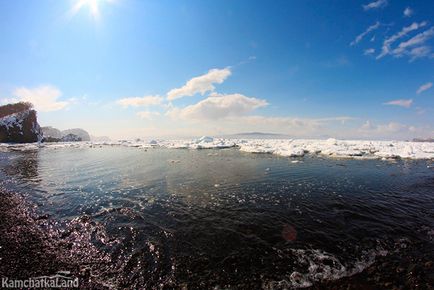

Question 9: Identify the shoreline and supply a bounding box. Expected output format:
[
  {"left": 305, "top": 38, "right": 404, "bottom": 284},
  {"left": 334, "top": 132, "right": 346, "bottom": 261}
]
[{"left": 0, "top": 188, "right": 114, "bottom": 289}]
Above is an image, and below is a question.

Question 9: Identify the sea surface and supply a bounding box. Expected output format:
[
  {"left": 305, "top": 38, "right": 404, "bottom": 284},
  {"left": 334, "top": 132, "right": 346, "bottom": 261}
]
[{"left": 0, "top": 146, "right": 433, "bottom": 288}]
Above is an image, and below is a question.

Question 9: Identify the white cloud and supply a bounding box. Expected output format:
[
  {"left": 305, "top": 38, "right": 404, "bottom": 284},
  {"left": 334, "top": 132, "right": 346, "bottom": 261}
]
[
  {"left": 408, "top": 46, "right": 433, "bottom": 62},
  {"left": 238, "top": 115, "right": 354, "bottom": 130},
  {"left": 357, "top": 120, "right": 433, "bottom": 139},
  {"left": 167, "top": 93, "right": 268, "bottom": 120},
  {"left": 167, "top": 68, "right": 231, "bottom": 101},
  {"left": 383, "top": 99, "right": 413, "bottom": 108},
  {"left": 403, "top": 7, "right": 413, "bottom": 17},
  {"left": 350, "top": 22, "right": 380, "bottom": 46},
  {"left": 136, "top": 111, "right": 161, "bottom": 120},
  {"left": 391, "top": 26, "right": 434, "bottom": 58},
  {"left": 360, "top": 121, "right": 407, "bottom": 133},
  {"left": 377, "top": 21, "right": 427, "bottom": 59},
  {"left": 116, "top": 95, "right": 163, "bottom": 107},
  {"left": 363, "top": 0, "right": 388, "bottom": 11},
  {"left": 364, "top": 48, "right": 376, "bottom": 55},
  {"left": 12, "top": 85, "right": 69, "bottom": 112},
  {"left": 416, "top": 82, "right": 433, "bottom": 94}
]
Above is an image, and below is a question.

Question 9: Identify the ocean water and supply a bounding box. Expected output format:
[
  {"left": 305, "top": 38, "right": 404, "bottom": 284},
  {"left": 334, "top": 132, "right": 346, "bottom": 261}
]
[{"left": 0, "top": 146, "right": 433, "bottom": 288}]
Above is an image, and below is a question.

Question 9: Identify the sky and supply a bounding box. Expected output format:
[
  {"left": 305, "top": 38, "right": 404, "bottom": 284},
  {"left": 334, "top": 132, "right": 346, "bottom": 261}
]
[{"left": 0, "top": 0, "right": 433, "bottom": 140}]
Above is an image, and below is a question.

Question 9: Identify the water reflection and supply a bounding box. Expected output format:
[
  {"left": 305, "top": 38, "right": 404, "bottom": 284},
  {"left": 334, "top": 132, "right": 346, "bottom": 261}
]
[{"left": 1, "top": 151, "right": 40, "bottom": 184}]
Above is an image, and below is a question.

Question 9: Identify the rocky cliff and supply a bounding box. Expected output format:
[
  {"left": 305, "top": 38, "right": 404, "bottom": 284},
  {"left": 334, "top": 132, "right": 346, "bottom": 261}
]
[{"left": 0, "top": 110, "right": 43, "bottom": 143}]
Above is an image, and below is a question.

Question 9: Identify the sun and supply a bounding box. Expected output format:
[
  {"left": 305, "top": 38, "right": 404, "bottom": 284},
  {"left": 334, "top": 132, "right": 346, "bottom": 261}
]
[{"left": 70, "top": 0, "right": 111, "bottom": 20}]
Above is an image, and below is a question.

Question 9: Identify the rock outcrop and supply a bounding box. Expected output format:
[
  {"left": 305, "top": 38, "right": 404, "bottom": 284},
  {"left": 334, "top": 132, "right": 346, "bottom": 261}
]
[
  {"left": 61, "top": 128, "right": 90, "bottom": 141},
  {"left": 0, "top": 110, "right": 43, "bottom": 143},
  {"left": 41, "top": 126, "right": 62, "bottom": 139},
  {"left": 42, "top": 127, "right": 91, "bottom": 142},
  {"left": 60, "top": 134, "right": 82, "bottom": 142},
  {"left": 43, "top": 134, "right": 82, "bottom": 143}
]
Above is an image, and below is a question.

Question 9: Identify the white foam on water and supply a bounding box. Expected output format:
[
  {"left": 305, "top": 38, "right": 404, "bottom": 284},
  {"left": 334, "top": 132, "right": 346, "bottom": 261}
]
[{"left": 264, "top": 247, "right": 388, "bottom": 289}]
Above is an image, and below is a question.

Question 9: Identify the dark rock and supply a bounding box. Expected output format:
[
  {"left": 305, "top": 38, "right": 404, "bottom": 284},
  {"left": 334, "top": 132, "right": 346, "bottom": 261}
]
[
  {"left": 43, "top": 136, "right": 61, "bottom": 143},
  {"left": 0, "top": 110, "right": 43, "bottom": 143}
]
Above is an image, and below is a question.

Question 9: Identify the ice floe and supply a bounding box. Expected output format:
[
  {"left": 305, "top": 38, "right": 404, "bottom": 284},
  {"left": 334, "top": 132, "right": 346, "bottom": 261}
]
[{"left": 1, "top": 137, "right": 434, "bottom": 159}]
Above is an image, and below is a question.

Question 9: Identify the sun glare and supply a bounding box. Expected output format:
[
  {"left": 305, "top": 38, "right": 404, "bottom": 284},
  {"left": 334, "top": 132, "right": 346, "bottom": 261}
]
[{"left": 70, "top": 0, "right": 110, "bottom": 20}]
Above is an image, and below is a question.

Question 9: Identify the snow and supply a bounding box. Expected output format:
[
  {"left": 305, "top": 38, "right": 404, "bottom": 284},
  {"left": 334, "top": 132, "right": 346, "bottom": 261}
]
[
  {"left": 0, "top": 112, "right": 25, "bottom": 130},
  {"left": 195, "top": 136, "right": 214, "bottom": 143},
  {"left": 237, "top": 139, "right": 434, "bottom": 159},
  {"left": 1, "top": 137, "right": 434, "bottom": 160}
]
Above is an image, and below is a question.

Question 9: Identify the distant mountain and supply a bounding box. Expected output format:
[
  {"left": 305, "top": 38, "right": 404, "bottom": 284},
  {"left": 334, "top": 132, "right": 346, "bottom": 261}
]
[
  {"left": 412, "top": 138, "right": 434, "bottom": 142},
  {"left": 41, "top": 126, "right": 62, "bottom": 138},
  {"left": 41, "top": 127, "right": 91, "bottom": 141},
  {"left": 60, "top": 133, "right": 82, "bottom": 142},
  {"left": 220, "top": 132, "right": 292, "bottom": 139}
]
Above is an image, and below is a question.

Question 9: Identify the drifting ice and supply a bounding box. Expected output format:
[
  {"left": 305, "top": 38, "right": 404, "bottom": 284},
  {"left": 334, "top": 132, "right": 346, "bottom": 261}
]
[{"left": 1, "top": 138, "right": 434, "bottom": 160}]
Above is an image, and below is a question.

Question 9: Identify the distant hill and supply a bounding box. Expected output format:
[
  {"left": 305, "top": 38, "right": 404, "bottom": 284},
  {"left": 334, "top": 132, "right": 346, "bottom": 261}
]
[
  {"left": 42, "top": 127, "right": 91, "bottom": 141},
  {"left": 41, "top": 126, "right": 62, "bottom": 138},
  {"left": 412, "top": 138, "right": 434, "bottom": 142},
  {"left": 61, "top": 128, "right": 90, "bottom": 141}
]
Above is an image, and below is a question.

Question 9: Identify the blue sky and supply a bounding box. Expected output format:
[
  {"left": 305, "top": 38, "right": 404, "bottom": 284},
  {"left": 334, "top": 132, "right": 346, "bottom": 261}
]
[{"left": 0, "top": 0, "right": 433, "bottom": 139}]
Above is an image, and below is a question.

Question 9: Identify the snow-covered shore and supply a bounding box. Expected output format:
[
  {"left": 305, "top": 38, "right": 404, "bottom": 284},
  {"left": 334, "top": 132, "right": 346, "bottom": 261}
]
[{"left": 1, "top": 137, "right": 434, "bottom": 160}]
